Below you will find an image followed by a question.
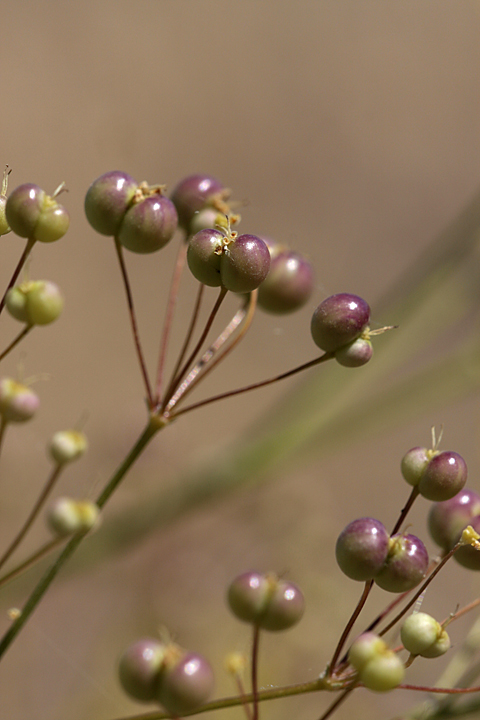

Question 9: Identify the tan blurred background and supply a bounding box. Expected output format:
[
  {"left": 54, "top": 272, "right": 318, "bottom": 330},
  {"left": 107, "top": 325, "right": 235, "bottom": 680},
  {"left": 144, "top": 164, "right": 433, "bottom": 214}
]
[{"left": 1, "top": 2, "right": 480, "bottom": 719}]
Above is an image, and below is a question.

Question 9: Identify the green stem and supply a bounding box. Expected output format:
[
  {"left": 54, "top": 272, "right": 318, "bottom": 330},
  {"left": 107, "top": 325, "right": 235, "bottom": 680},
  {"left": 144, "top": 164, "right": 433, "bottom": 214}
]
[{"left": 0, "top": 417, "right": 160, "bottom": 659}]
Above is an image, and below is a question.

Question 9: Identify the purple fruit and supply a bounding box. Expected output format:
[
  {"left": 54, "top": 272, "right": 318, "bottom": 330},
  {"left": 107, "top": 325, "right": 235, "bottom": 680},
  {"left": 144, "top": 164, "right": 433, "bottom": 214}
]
[
  {"left": 85, "top": 171, "right": 138, "bottom": 236},
  {"left": 418, "top": 451, "right": 467, "bottom": 502},
  {"left": 311, "top": 293, "right": 370, "bottom": 352},
  {"left": 374, "top": 534, "right": 428, "bottom": 593},
  {"left": 171, "top": 174, "right": 224, "bottom": 232},
  {"left": 257, "top": 250, "right": 314, "bottom": 314},
  {"left": 336, "top": 518, "right": 390, "bottom": 581},
  {"left": 428, "top": 488, "right": 480, "bottom": 550}
]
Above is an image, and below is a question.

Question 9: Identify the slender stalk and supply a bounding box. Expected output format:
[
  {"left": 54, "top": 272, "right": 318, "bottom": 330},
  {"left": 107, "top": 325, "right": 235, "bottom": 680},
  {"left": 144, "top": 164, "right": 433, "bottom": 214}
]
[
  {"left": 170, "top": 352, "right": 334, "bottom": 418},
  {"left": 155, "top": 237, "right": 188, "bottom": 403},
  {"left": 316, "top": 687, "right": 355, "bottom": 720},
  {"left": 0, "top": 324, "right": 33, "bottom": 361},
  {"left": 391, "top": 486, "right": 420, "bottom": 535},
  {"left": 0, "top": 416, "right": 7, "bottom": 457},
  {"left": 162, "top": 282, "right": 204, "bottom": 405},
  {"left": 328, "top": 580, "right": 373, "bottom": 675},
  {"left": 0, "top": 418, "right": 160, "bottom": 659},
  {"left": 114, "top": 238, "right": 154, "bottom": 408},
  {"left": 0, "top": 237, "right": 36, "bottom": 315},
  {"left": 162, "top": 286, "right": 228, "bottom": 410},
  {"left": 251, "top": 625, "right": 261, "bottom": 720},
  {"left": 165, "top": 292, "right": 256, "bottom": 411},
  {"left": 0, "top": 464, "right": 63, "bottom": 571},
  {"left": 0, "top": 537, "right": 65, "bottom": 589}
]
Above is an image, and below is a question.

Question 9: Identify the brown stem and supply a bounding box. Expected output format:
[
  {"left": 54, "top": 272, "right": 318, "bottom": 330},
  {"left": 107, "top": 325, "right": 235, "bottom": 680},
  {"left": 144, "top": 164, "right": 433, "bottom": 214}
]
[
  {"left": 316, "top": 686, "right": 356, "bottom": 720},
  {"left": 0, "top": 465, "right": 63, "bottom": 571},
  {"left": 328, "top": 580, "right": 373, "bottom": 676},
  {"left": 251, "top": 625, "right": 261, "bottom": 720},
  {"left": 0, "top": 237, "right": 36, "bottom": 315},
  {"left": 0, "top": 324, "right": 33, "bottom": 362},
  {"left": 114, "top": 238, "right": 154, "bottom": 408},
  {"left": 162, "top": 286, "right": 228, "bottom": 410},
  {"left": 0, "top": 537, "right": 65, "bottom": 589},
  {"left": 155, "top": 237, "right": 188, "bottom": 403},
  {"left": 170, "top": 352, "right": 334, "bottom": 419},
  {"left": 391, "top": 486, "right": 420, "bottom": 535}
]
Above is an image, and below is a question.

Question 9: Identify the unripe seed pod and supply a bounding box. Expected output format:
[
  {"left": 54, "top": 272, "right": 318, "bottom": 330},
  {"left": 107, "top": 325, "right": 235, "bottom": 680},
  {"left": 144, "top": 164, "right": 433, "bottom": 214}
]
[
  {"left": 454, "top": 515, "right": 480, "bottom": 570},
  {"left": 418, "top": 451, "right": 467, "bottom": 502},
  {"left": 49, "top": 430, "right": 87, "bottom": 464},
  {"left": 187, "top": 229, "right": 224, "bottom": 286},
  {"left": 6, "top": 281, "right": 64, "bottom": 326},
  {"left": 220, "top": 234, "right": 271, "bottom": 293},
  {"left": 336, "top": 517, "right": 390, "bottom": 581},
  {"left": 335, "top": 337, "right": 373, "bottom": 368},
  {"left": 401, "top": 446, "right": 430, "bottom": 487},
  {"left": 119, "top": 638, "right": 167, "bottom": 702},
  {"left": 85, "top": 171, "right": 138, "bottom": 236},
  {"left": 47, "top": 497, "right": 100, "bottom": 537},
  {"left": 428, "top": 488, "right": 480, "bottom": 551},
  {"left": 257, "top": 250, "right": 314, "bottom": 314},
  {"left": 34, "top": 202, "right": 70, "bottom": 243},
  {"left": 401, "top": 613, "right": 450, "bottom": 658},
  {"left": 359, "top": 651, "right": 405, "bottom": 692},
  {"left": 157, "top": 650, "right": 214, "bottom": 715},
  {"left": 6, "top": 183, "right": 45, "bottom": 237},
  {"left": 348, "top": 633, "right": 388, "bottom": 671},
  {"left": 311, "top": 293, "right": 370, "bottom": 352},
  {"left": 227, "top": 571, "right": 271, "bottom": 623},
  {"left": 118, "top": 194, "right": 178, "bottom": 254},
  {"left": 5, "top": 286, "right": 29, "bottom": 323},
  {"left": 171, "top": 174, "right": 224, "bottom": 232},
  {"left": 0, "top": 379, "right": 39, "bottom": 423},
  {"left": 374, "top": 533, "right": 428, "bottom": 593}
]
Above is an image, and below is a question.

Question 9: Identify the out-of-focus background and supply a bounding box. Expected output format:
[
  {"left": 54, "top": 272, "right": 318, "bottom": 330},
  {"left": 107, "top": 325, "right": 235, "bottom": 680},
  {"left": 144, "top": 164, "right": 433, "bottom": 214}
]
[{"left": 1, "top": 3, "right": 480, "bottom": 719}]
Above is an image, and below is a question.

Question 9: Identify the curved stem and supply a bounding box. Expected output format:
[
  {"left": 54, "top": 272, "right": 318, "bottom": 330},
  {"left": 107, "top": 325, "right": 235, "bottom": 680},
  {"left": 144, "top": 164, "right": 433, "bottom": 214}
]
[
  {"left": 0, "top": 464, "right": 63, "bottom": 571},
  {"left": 0, "top": 324, "right": 33, "bottom": 362},
  {"left": 0, "top": 237, "right": 36, "bottom": 315},
  {"left": 114, "top": 238, "right": 154, "bottom": 408},
  {"left": 155, "top": 237, "right": 188, "bottom": 403},
  {"left": 162, "top": 286, "right": 228, "bottom": 410},
  {"left": 0, "top": 418, "right": 160, "bottom": 660},
  {"left": 316, "top": 686, "right": 356, "bottom": 720},
  {"left": 170, "top": 352, "right": 334, "bottom": 418}
]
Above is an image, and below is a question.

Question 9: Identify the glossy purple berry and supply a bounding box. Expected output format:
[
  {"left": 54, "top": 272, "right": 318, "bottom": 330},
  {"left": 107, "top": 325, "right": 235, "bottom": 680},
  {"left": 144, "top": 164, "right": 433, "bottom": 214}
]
[
  {"left": 336, "top": 518, "right": 390, "bottom": 581},
  {"left": 157, "top": 651, "right": 214, "bottom": 715},
  {"left": 6, "top": 183, "right": 45, "bottom": 237},
  {"left": 118, "top": 639, "right": 166, "bottom": 702},
  {"left": 171, "top": 174, "right": 225, "bottom": 232},
  {"left": 374, "top": 533, "right": 428, "bottom": 593},
  {"left": 258, "top": 580, "right": 305, "bottom": 631},
  {"left": 257, "top": 250, "right": 314, "bottom": 314},
  {"left": 220, "top": 234, "right": 271, "bottom": 293},
  {"left": 428, "top": 488, "right": 480, "bottom": 551},
  {"left": 335, "top": 337, "right": 373, "bottom": 368},
  {"left": 85, "top": 171, "right": 138, "bottom": 236},
  {"left": 418, "top": 451, "right": 467, "bottom": 502},
  {"left": 187, "top": 228, "right": 224, "bottom": 286},
  {"left": 310, "top": 293, "right": 370, "bottom": 352},
  {"left": 453, "top": 515, "right": 480, "bottom": 570},
  {"left": 227, "top": 571, "right": 271, "bottom": 623},
  {"left": 117, "top": 194, "right": 178, "bottom": 254},
  {"left": 401, "top": 447, "right": 430, "bottom": 487}
]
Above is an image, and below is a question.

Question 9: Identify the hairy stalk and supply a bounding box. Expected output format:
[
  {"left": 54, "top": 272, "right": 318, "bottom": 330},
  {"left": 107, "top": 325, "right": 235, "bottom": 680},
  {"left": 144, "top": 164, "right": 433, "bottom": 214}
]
[
  {"left": 0, "top": 417, "right": 160, "bottom": 659},
  {"left": 114, "top": 238, "right": 154, "bottom": 408},
  {"left": 0, "top": 464, "right": 63, "bottom": 571},
  {"left": 0, "top": 237, "right": 36, "bottom": 315},
  {"left": 170, "top": 352, "right": 334, "bottom": 418},
  {"left": 155, "top": 237, "right": 188, "bottom": 402},
  {"left": 0, "top": 324, "right": 33, "bottom": 361}
]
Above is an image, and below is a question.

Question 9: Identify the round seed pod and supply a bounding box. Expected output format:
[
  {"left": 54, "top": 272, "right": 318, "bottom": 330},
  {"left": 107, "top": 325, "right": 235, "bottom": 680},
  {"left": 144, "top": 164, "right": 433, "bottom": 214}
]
[
  {"left": 336, "top": 517, "right": 390, "bottom": 581},
  {"left": 401, "top": 613, "right": 450, "bottom": 658},
  {"left": 85, "top": 171, "right": 138, "bottom": 236},
  {"left": 47, "top": 497, "right": 100, "bottom": 537},
  {"left": 157, "top": 650, "right": 214, "bottom": 715},
  {"left": 227, "top": 571, "right": 271, "bottom": 624},
  {"left": 257, "top": 250, "right": 314, "bottom": 314},
  {"left": 6, "top": 183, "right": 45, "bottom": 237},
  {"left": 453, "top": 515, "right": 480, "bottom": 570},
  {"left": 0, "top": 379, "right": 39, "bottom": 423},
  {"left": 335, "top": 337, "right": 373, "bottom": 367},
  {"left": 428, "top": 488, "right": 480, "bottom": 551},
  {"left": 118, "top": 638, "right": 167, "bottom": 702},
  {"left": 220, "top": 234, "right": 271, "bottom": 293},
  {"left": 187, "top": 228, "right": 224, "bottom": 286},
  {"left": 49, "top": 430, "right": 87, "bottom": 464},
  {"left": 374, "top": 533, "right": 428, "bottom": 593},
  {"left": 418, "top": 451, "right": 467, "bottom": 502},
  {"left": 117, "top": 193, "right": 178, "bottom": 254},
  {"left": 359, "top": 651, "right": 405, "bottom": 692},
  {"left": 401, "top": 446, "right": 430, "bottom": 487},
  {"left": 171, "top": 174, "right": 224, "bottom": 232},
  {"left": 311, "top": 293, "right": 370, "bottom": 352}
]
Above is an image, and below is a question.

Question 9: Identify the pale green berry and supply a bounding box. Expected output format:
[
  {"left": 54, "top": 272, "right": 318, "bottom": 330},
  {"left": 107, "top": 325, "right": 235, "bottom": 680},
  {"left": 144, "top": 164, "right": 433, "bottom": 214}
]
[
  {"left": 359, "top": 651, "right": 405, "bottom": 692},
  {"left": 348, "top": 633, "right": 388, "bottom": 672},
  {"left": 6, "top": 281, "right": 64, "bottom": 326},
  {"left": 49, "top": 430, "right": 87, "bottom": 464},
  {"left": 401, "top": 613, "right": 450, "bottom": 658},
  {"left": 0, "top": 379, "right": 39, "bottom": 423},
  {"left": 47, "top": 497, "right": 100, "bottom": 537}
]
